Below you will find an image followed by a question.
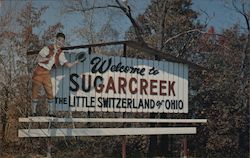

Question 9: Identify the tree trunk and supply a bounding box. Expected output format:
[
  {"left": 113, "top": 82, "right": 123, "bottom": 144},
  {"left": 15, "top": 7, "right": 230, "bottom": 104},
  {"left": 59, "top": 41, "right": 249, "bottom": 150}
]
[{"left": 0, "top": 99, "right": 8, "bottom": 152}]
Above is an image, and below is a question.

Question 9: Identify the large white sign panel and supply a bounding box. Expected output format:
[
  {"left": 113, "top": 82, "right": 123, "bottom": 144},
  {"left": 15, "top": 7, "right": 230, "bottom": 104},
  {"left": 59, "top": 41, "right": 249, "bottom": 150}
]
[{"left": 51, "top": 52, "right": 188, "bottom": 113}]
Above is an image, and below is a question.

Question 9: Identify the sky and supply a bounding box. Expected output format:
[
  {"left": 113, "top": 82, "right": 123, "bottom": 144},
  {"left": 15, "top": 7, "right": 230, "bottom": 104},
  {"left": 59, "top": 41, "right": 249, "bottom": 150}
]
[
  {"left": 192, "top": 0, "right": 249, "bottom": 32},
  {"left": 31, "top": 0, "right": 152, "bottom": 45},
  {"left": 0, "top": 0, "right": 249, "bottom": 45}
]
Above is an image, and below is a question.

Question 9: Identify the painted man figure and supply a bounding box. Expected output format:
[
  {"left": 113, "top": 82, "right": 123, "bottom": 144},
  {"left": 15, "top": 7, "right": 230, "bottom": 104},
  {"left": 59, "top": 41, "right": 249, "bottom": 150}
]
[{"left": 31, "top": 32, "right": 78, "bottom": 116}]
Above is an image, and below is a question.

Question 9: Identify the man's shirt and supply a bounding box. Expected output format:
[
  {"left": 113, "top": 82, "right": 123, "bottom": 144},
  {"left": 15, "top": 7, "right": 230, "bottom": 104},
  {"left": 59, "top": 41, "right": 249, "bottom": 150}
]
[{"left": 38, "top": 45, "right": 68, "bottom": 71}]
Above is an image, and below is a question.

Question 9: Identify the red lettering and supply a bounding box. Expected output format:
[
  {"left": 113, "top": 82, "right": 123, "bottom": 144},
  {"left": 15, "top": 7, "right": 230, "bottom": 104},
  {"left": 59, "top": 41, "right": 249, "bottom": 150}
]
[
  {"left": 150, "top": 80, "right": 157, "bottom": 95},
  {"left": 159, "top": 80, "right": 167, "bottom": 95},
  {"left": 105, "top": 76, "right": 116, "bottom": 93},
  {"left": 94, "top": 75, "right": 176, "bottom": 96},
  {"left": 168, "top": 81, "right": 175, "bottom": 96},
  {"left": 140, "top": 79, "right": 148, "bottom": 95},
  {"left": 129, "top": 77, "right": 137, "bottom": 94},
  {"left": 118, "top": 77, "right": 127, "bottom": 94}
]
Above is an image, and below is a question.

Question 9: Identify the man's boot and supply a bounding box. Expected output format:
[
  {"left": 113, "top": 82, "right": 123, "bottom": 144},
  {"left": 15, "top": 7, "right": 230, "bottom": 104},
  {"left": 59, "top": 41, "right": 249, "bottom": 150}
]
[
  {"left": 31, "top": 99, "right": 38, "bottom": 116},
  {"left": 48, "top": 99, "right": 56, "bottom": 117}
]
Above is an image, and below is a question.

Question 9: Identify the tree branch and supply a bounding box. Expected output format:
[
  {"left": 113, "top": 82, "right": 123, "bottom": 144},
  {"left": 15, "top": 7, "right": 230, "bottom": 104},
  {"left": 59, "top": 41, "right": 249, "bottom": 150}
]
[
  {"left": 232, "top": 0, "right": 250, "bottom": 31},
  {"left": 63, "top": 0, "right": 145, "bottom": 43},
  {"left": 64, "top": 4, "right": 121, "bottom": 13},
  {"left": 164, "top": 29, "right": 224, "bottom": 45},
  {"left": 115, "top": 0, "right": 145, "bottom": 43}
]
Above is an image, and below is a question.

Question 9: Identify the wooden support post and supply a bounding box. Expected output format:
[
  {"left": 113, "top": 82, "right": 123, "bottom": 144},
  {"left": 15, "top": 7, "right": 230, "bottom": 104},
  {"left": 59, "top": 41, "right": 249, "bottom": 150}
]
[
  {"left": 122, "top": 104, "right": 127, "bottom": 158},
  {"left": 183, "top": 136, "right": 188, "bottom": 158},
  {"left": 122, "top": 136, "right": 127, "bottom": 158},
  {"left": 47, "top": 138, "right": 52, "bottom": 158}
]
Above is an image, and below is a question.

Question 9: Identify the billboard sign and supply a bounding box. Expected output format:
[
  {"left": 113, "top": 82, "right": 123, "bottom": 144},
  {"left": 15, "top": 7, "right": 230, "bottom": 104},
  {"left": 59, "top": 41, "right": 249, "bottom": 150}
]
[{"left": 51, "top": 52, "right": 188, "bottom": 113}]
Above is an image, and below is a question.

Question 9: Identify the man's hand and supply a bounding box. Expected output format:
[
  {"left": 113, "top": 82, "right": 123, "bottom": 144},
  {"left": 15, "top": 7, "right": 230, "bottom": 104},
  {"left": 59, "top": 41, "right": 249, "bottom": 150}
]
[
  {"left": 64, "top": 60, "right": 79, "bottom": 68},
  {"left": 64, "top": 52, "right": 86, "bottom": 68},
  {"left": 74, "top": 60, "right": 80, "bottom": 65}
]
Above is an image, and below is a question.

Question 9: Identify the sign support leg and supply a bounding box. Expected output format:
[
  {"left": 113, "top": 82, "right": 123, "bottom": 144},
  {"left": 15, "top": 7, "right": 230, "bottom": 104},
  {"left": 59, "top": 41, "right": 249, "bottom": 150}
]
[
  {"left": 183, "top": 136, "right": 188, "bottom": 158},
  {"left": 47, "top": 138, "right": 52, "bottom": 158},
  {"left": 122, "top": 136, "right": 127, "bottom": 158}
]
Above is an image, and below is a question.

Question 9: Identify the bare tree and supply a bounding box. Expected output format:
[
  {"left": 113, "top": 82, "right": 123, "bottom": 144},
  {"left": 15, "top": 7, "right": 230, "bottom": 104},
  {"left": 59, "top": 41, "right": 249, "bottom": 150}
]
[
  {"left": 62, "top": 0, "right": 145, "bottom": 44},
  {"left": 232, "top": 0, "right": 250, "bottom": 109},
  {"left": 0, "top": 1, "right": 18, "bottom": 149}
]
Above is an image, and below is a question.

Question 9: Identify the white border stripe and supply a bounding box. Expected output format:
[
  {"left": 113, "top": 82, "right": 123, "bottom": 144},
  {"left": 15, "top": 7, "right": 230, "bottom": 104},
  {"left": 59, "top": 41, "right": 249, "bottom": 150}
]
[
  {"left": 18, "top": 127, "right": 197, "bottom": 137},
  {"left": 19, "top": 117, "right": 207, "bottom": 123}
]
